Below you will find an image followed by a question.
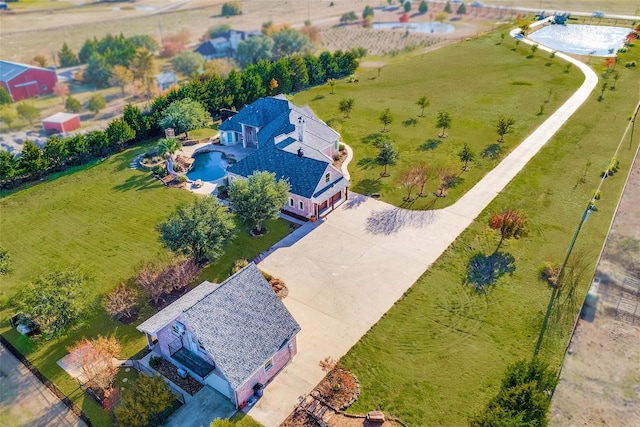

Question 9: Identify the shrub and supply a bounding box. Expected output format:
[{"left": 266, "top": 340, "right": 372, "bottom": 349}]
[
  {"left": 152, "top": 165, "right": 168, "bottom": 177},
  {"left": 176, "top": 174, "right": 187, "bottom": 183},
  {"left": 539, "top": 262, "right": 561, "bottom": 287},
  {"left": 625, "top": 61, "right": 637, "bottom": 67},
  {"left": 221, "top": 1, "right": 241, "bottom": 17},
  {"left": 339, "top": 143, "right": 346, "bottom": 151},
  {"left": 231, "top": 258, "right": 249, "bottom": 274},
  {"left": 333, "top": 153, "right": 341, "bottom": 161},
  {"left": 149, "top": 356, "right": 162, "bottom": 369}
]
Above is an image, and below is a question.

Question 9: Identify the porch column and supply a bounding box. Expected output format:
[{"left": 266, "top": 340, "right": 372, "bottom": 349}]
[{"left": 145, "top": 333, "right": 154, "bottom": 349}]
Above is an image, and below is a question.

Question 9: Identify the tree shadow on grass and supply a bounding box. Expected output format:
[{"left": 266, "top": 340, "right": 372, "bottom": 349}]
[
  {"left": 312, "top": 95, "right": 325, "bottom": 102},
  {"left": 357, "top": 157, "right": 377, "bottom": 170},
  {"left": 418, "top": 139, "right": 441, "bottom": 151},
  {"left": 113, "top": 174, "right": 160, "bottom": 191},
  {"left": 402, "top": 118, "right": 418, "bottom": 127},
  {"left": 481, "top": 143, "right": 503, "bottom": 160},
  {"left": 361, "top": 133, "right": 387, "bottom": 147},
  {"left": 465, "top": 251, "right": 516, "bottom": 293},
  {"left": 365, "top": 207, "right": 437, "bottom": 235},
  {"left": 352, "top": 178, "right": 381, "bottom": 195}
]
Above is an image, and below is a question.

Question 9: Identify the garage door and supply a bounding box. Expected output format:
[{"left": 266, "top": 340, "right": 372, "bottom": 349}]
[{"left": 206, "top": 372, "right": 232, "bottom": 398}]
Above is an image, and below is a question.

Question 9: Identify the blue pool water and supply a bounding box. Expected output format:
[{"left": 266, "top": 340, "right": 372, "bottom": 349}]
[
  {"left": 528, "top": 24, "right": 630, "bottom": 57},
  {"left": 186, "top": 151, "right": 226, "bottom": 182},
  {"left": 372, "top": 22, "right": 455, "bottom": 34}
]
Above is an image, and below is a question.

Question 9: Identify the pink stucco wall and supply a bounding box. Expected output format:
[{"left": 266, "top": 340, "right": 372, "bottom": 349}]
[{"left": 235, "top": 337, "right": 298, "bottom": 408}]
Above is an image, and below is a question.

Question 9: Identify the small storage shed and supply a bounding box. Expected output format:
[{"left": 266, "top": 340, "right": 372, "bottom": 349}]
[{"left": 42, "top": 112, "right": 81, "bottom": 134}]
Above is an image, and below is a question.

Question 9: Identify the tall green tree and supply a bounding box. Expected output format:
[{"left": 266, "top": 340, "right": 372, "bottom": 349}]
[
  {"left": 379, "top": 108, "right": 393, "bottom": 132},
  {"left": 78, "top": 37, "right": 99, "bottom": 64},
  {"left": 19, "top": 140, "right": 46, "bottom": 176},
  {"left": 127, "top": 34, "right": 160, "bottom": 52},
  {"left": 87, "top": 93, "right": 106, "bottom": 115},
  {"left": 84, "top": 53, "right": 112, "bottom": 88},
  {"left": 363, "top": 5, "right": 374, "bottom": 19},
  {"left": 457, "top": 2, "right": 467, "bottom": 14},
  {"left": 159, "top": 98, "right": 210, "bottom": 139},
  {"left": 16, "top": 101, "right": 39, "bottom": 125},
  {"left": 228, "top": 171, "right": 290, "bottom": 233},
  {"left": 65, "top": 95, "right": 82, "bottom": 113},
  {"left": 444, "top": 0, "right": 452, "bottom": 13},
  {"left": 207, "top": 24, "right": 232, "bottom": 39},
  {"left": 43, "top": 135, "right": 69, "bottom": 169},
  {"left": 130, "top": 48, "right": 156, "bottom": 99},
  {"left": 0, "top": 87, "right": 12, "bottom": 105},
  {"left": 58, "top": 42, "right": 80, "bottom": 67},
  {"left": 376, "top": 140, "right": 399, "bottom": 177},
  {"left": 436, "top": 111, "right": 452, "bottom": 137},
  {"left": 105, "top": 118, "right": 135, "bottom": 149},
  {"left": 114, "top": 374, "right": 175, "bottom": 427},
  {"left": 339, "top": 97, "right": 355, "bottom": 118},
  {"left": 158, "top": 197, "right": 235, "bottom": 264},
  {"left": 458, "top": 143, "right": 475, "bottom": 171},
  {"left": 171, "top": 51, "right": 204, "bottom": 77},
  {"left": 234, "top": 36, "right": 275, "bottom": 68},
  {"left": 416, "top": 95, "right": 430, "bottom": 117},
  {"left": 16, "top": 270, "right": 85, "bottom": 340},
  {"left": 271, "top": 28, "right": 314, "bottom": 58},
  {"left": 419, "top": 0, "right": 428, "bottom": 14},
  {"left": 495, "top": 116, "right": 515, "bottom": 142},
  {"left": 221, "top": 1, "right": 242, "bottom": 17},
  {"left": 110, "top": 64, "right": 134, "bottom": 97},
  {"left": 403, "top": 1, "right": 412, "bottom": 12},
  {"left": 0, "top": 151, "right": 19, "bottom": 186}
]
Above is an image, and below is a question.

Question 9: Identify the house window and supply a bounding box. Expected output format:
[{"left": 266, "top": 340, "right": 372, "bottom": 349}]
[
  {"left": 334, "top": 140, "right": 338, "bottom": 151},
  {"left": 41, "top": 85, "right": 47, "bottom": 91},
  {"left": 264, "top": 359, "right": 273, "bottom": 372},
  {"left": 325, "top": 173, "right": 330, "bottom": 183},
  {"left": 298, "top": 201, "right": 304, "bottom": 211},
  {"left": 289, "top": 198, "right": 294, "bottom": 207}
]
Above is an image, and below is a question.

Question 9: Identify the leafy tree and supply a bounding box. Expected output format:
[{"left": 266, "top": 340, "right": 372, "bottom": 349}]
[
  {"left": 340, "top": 11, "right": 359, "bottom": 24},
  {"left": 32, "top": 55, "right": 47, "bottom": 68},
  {"left": 15, "top": 270, "right": 85, "bottom": 339},
  {"left": 288, "top": 55, "right": 310, "bottom": 91},
  {"left": 435, "top": 11, "right": 448, "bottom": 23},
  {"left": 0, "top": 107, "right": 17, "bottom": 130},
  {"left": 171, "top": 51, "right": 204, "bottom": 77},
  {"left": 470, "top": 358, "right": 557, "bottom": 427},
  {"left": 102, "top": 283, "right": 138, "bottom": 318},
  {"left": 68, "top": 336, "right": 120, "bottom": 392},
  {"left": 158, "top": 197, "right": 235, "bottom": 264},
  {"left": 127, "top": 34, "right": 159, "bottom": 52},
  {"left": 159, "top": 98, "right": 209, "bottom": 139},
  {"left": 43, "top": 135, "right": 69, "bottom": 169},
  {"left": 78, "top": 37, "right": 99, "bottom": 64},
  {"left": 376, "top": 140, "right": 398, "bottom": 176},
  {"left": 444, "top": 1, "right": 452, "bottom": 13},
  {"left": 530, "top": 43, "right": 539, "bottom": 56},
  {"left": 436, "top": 168, "right": 456, "bottom": 197},
  {"left": 122, "top": 104, "right": 147, "bottom": 140},
  {"left": 328, "top": 78, "right": 336, "bottom": 94},
  {"left": 272, "top": 28, "right": 314, "bottom": 58},
  {"left": 114, "top": 374, "right": 175, "bottom": 427},
  {"left": 339, "top": 97, "right": 355, "bottom": 118},
  {"left": 53, "top": 83, "right": 70, "bottom": 105},
  {"left": 0, "top": 246, "right": 10, "bottom": 275},
  {"left": 457, "top": 2, "right": 467, "bottom": 14},
  {"left": 135, "top": 259, "right": 199, "bottom": 304},
  {"left": 350, "top": 46, "right": 368, "bottom": 59},
  {"left": 110, "top": 64, "right": 134, "bottom": 97},
  {"left": 207, "top": 24, "right": 232, "bottom": 39},
  {"left": 419, "top": 0, "right": 428, "bottom": 14},
  {"left": 228, "top": 171, "right": 290, "bottom": 233},
  {"left": 105, "top": 118, "right": 135, "bottom": 149},
  {"left": 403, "top": 0, "right": 412, "bottom": 13},
  {"left": 87, "top": 94, "right": 106, "bottom": 115},
  {"left": 65, "top": 95, "right": 82, "bottom": 113},
  {"left": 489, "top": 209, "right": 528, "bottom": 250},
  {"left": 130, "top": 48, "right": 156, "bottom": 99},
  {"left": 0, "top": 87, "right": 12, "bottom": 105},
  {"left": 16, "top": 101, "right": 39, "bottom": 125},
  {"left": 65, "top": 134, "right": 90, "bottom": 165},
  {"left": 495, "top": 116, "right": 515, "bottom": 142},
  {"left": 0, "top": 151, "right": 19, "bottom": 186},
  {"left": 458, "top": 143, "right": 475, "bottom": 171},
  {"left": 379, "top": 108, "right": 393, "bottom": 132},
  {"left": 413, "top": 164, "right": 430, "bottom": 196},
  {"left": 59, "top": 42, "right": 80, "bottom": 67},
  {"left": 363, "top": 5, "right": 374, "bottom": 19},
  {"left": 234, "top": 36, "right": 274, "bottom": 68},
  {"left": 221, "top": 1, "right": 242, "bottom": 17},
  {"left": 85, "top": 130, "right": 110, "bottom": 156},
  {"left": 416, "top": 95, "right": 430, "bottom": 117},
  {"left": 436, "top": 111, "right": 452, "bottom": 137},
  {"left": 84, "top": 53, "right": 112, "bottom": 88},
  {"left": 157, "top": 137, "right": 182, "bottom": 160},
  {"left": 401, "top": 168, "right": 419, "bottom": 201}
]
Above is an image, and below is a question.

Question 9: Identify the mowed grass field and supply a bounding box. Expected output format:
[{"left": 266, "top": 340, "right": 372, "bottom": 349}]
[
  {"left": 338, "top": 39, "right": 640, "bottom": 427},
  {"left": 293, "top": 31, "right": 585, "bottom": 209},
  {"left": 0, "top": 145, "right": 290, "bottom": 426}
]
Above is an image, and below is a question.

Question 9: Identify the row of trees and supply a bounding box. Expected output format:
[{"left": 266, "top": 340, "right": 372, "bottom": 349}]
[{"left": 0, "top": 50, "right": 359, "bottom": 188}]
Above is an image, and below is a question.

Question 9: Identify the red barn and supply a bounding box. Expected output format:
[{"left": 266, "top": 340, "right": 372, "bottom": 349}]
[
  {"left": 42, "top": 113, "right": 81, "bottom": 134},
  {"left": 0, "top": 60, "right": 58, "bottom": 102}
]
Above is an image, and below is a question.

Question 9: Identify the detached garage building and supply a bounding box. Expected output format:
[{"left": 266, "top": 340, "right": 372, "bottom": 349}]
[
  {"left": 42, "top": 113, "right": 81, "bottom": 134},
  {"left": 0, "top": 60, "right": 58, "bottom": 102}
]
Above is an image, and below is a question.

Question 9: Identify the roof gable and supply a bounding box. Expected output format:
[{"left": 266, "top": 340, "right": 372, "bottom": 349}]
[{"left": 0, "top": 60, "right": 30, "bottom": 82}]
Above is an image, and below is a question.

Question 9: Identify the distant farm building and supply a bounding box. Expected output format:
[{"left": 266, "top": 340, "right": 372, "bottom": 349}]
[
  {"left": 42, "top": 113, "right": 81, "bottom": 134},
  {"left": 0, "top": 60, "right": 58, "bottom": 102}
]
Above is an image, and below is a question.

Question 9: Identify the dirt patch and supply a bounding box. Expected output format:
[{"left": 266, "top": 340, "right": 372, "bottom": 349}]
[
  {"left": 314, "top": 368, "right": 359, "bottom": 411},
  {"left": 152, "top": 357, "right": 204, "bottom": 396},
  {"left": 549, "top": 147, "right": 640, "bottom": 426}
]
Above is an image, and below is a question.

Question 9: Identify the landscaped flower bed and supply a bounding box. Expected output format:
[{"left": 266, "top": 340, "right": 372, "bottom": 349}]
[{"left": 151, "top": 357, "right": 204, "bottom": 396}]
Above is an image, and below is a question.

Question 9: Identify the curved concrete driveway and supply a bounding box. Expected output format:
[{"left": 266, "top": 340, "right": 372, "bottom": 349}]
[{"left": 249, "top": 26, "right": 598, "bottom": 427}]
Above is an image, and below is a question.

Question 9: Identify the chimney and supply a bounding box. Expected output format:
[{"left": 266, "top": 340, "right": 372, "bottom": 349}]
[{"left": 297, "top": 116, "right": 305, "bottom": 142}]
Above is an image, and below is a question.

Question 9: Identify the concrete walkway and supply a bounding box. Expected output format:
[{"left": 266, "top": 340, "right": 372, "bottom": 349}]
[{"left": 248, "top": 25, "right": 598, "bottom": 427}]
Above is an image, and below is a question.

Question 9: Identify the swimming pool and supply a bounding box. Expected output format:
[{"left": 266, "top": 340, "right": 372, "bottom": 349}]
[
  {"left": 186, "top": 151, "right": 227, "bottom": 182},
  {"left": 528, "top": 24, "right": 630, "bottom": 57},
  {"left": 372, "top": 22, "right": 455, "bottom": 34}
]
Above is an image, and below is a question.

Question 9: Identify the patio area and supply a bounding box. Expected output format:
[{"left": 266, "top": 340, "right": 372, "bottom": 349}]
[{"left": 163, "top": 385, "right": 236, "bottom": 427}]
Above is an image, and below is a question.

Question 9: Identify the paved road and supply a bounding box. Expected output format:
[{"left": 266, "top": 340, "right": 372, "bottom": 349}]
[
  {"left": 248, "top": 21, "right": 598, "bottom": 427},
  {"left": 0, "top": 344, "right": 86, "bottom": 427}
]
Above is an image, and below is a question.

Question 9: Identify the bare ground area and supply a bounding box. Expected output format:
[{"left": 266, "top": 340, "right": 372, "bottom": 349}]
[{"left": 550, "top": 145, "right": 640, "bottom": 426}]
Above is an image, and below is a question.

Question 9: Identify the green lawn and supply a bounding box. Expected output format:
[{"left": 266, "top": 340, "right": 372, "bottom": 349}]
[
  {"left": 339, "top": 38, "right": 640, "bottom": 427},
  {"left": 0, "top": 145, "right": 290, "bottom": 426},
  {"left": 293, "top": 31, "right": 585, "bottom": 209}
]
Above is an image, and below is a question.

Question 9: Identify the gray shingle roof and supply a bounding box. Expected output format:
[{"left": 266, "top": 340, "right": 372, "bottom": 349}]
[
  {"left": 182, "top": 263, "right": 300, "bottom": 389},
  {"left": 138, "top": 263, "right": 300, "bottom": 390}
]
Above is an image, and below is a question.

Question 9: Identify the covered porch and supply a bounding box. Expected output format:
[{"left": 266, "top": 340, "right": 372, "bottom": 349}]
[{"left": 312, "top": 179, "right": 349, "bottom": 218}]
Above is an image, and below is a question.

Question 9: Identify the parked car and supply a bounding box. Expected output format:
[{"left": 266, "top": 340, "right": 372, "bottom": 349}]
[{"left": 592, "top": 11, "right": 604, "bottom": 18}]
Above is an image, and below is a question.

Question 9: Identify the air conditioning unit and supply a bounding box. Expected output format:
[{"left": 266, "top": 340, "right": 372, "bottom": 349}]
[{"left": 172, "top": 322, "right": 185, "bottom": 336}]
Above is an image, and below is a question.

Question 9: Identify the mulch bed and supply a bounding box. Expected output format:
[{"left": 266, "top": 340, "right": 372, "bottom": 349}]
[
  {"left": 153, "top": 358, "right": 204, "bottom": 396},
  {"left": 270, "top": 278, "right": 289, "bottom": 300},
  {"left": 117, "top": 311, "right": 138, "bottom": 325},
  {"left": 280, "top": 408, "right": 321, "bottom": 427},
  {"left": 313, "top": 368, "right": 359, "bottom": 411},
  {"left": 150, "top": 288, "right": 189, "bottom": 312}
]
